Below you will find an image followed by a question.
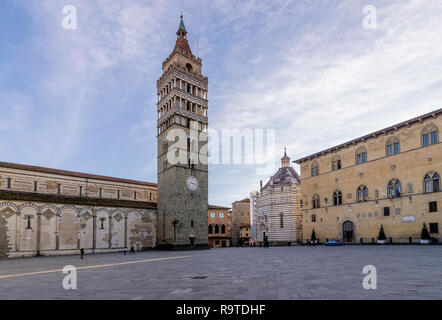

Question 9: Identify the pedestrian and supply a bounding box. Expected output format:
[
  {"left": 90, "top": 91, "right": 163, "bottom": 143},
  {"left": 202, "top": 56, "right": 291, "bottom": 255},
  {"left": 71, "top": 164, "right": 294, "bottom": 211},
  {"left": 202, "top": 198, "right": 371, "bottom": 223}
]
[
  {"left": 123, "top": 248, "right": 127, "bottom": 256},
  {"left": 80, "top": 248, "right": 84, "bottom": 259},
  {"left": 130, "top": 245, "right": 135, "bottom": 254}
]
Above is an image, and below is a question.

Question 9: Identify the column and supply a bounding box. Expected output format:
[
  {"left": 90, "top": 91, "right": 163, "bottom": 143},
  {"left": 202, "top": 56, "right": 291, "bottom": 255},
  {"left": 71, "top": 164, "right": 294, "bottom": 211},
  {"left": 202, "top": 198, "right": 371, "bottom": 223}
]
[
  {"left": 108, "top": 216, "right": 112, "bottom": 249},
  {"left": 92, "top": 213, "right": 96, "bottom": 253},
  {"left": 36, "top": 212, "right": 41, "bottom": 256},
  {"left": 124, "top": 216, "right": 128, "bottom": 248}
]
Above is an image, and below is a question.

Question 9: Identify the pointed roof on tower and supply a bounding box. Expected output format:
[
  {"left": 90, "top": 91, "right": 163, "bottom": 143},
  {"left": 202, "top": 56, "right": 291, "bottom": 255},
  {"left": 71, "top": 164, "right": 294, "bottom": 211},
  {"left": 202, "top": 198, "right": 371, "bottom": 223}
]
[{"left": 174, "top": 14, "right": 193, "bottom": 56}]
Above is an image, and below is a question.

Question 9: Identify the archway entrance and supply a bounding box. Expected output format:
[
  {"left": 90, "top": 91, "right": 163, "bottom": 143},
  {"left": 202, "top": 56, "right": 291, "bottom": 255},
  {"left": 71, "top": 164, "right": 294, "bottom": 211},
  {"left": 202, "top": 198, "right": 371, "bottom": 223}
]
[{"left": 343, "top": 221, "right": 355, "bottom": 243}]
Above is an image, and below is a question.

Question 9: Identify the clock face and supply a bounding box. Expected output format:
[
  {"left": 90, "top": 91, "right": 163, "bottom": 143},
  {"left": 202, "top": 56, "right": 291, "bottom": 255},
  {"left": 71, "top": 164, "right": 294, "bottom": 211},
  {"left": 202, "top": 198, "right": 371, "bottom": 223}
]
[{"left": 186, "top": 176, "right": 199, "bottom": 192}]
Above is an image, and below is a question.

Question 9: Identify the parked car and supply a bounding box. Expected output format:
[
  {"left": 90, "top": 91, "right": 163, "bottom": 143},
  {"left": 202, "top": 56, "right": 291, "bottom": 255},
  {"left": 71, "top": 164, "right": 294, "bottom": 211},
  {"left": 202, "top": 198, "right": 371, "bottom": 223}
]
[{"left": 325, "top": 239, "right": 343, "bottom": 246}]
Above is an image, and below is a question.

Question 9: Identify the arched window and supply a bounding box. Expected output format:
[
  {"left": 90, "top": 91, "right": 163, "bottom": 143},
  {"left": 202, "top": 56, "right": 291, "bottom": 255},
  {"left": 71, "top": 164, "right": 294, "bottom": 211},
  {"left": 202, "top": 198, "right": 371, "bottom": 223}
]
[
  {"left": 280, "top": 213, "right": 284, "bottom": 228},
  {"left": 311, "top": 161, "right": 320, "bottom": 177},
  {"left": 221, "top": 224, "right": 226, "bottom": 234},
  {"left": 388, "top": 179, "right": 402, "bottom": 198},
  {"left": 331, "top": 155, "right": 342, "bottom": 171},
  {"left": 357, "top": 185, "right": 368, "bottom": 202},
  {"left": 386, "top": 136, "right": 400, "bottom": 156},
  {"left": 215, "top": 225, "right": 219, "bottom": 234},
  {"left": 424, "top": 172, "right": 440, "bottom": 193},
  {"left": 312, "top": 194, "right": 320, "bottom": 209},
  {"left": 208, "top": 225, "right": 213, "bottom": 234},
  {"left": 422, "top": 123, "right": 439, "bottom": 147},
  {"left": 356, "top": 146, "right": 367, "bottom": 165},
  {"left": 333, "top": 190, "right": 343, "bottom": 206}
]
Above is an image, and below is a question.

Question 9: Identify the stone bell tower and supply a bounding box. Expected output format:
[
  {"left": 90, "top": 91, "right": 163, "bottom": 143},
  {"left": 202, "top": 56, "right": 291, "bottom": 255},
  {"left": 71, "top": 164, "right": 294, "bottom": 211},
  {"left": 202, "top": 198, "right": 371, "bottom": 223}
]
[{"left": 156, "top": 15, "right": 209, "bottom": 250}]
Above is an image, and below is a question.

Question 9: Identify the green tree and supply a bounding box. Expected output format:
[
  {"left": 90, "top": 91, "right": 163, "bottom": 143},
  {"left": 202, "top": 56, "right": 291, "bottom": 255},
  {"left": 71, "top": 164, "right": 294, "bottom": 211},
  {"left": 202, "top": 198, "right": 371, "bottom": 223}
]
[
  {"left": 421, "top": 223, "right": 430, "bottom": 240},
  {"left": 378, "top": 225, "right": 386, "bottom": 241},
  {"left": 311, "top": 229, "right": 317, "bottom": 241}
]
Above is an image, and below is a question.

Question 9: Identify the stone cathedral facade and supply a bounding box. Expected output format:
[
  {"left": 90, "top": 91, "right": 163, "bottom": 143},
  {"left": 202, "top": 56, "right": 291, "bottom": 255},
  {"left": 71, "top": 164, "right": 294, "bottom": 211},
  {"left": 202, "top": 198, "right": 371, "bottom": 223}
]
[
  {"left": 156, "top": 16, "right": 209, "bottom": 249},
  {"left": 0, "top": 162, "right": 157, "bottom": 258}
]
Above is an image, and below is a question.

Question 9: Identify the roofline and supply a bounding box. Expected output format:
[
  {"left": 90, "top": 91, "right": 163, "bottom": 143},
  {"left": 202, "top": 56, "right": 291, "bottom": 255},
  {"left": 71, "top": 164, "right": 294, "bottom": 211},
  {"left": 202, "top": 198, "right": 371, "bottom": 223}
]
[
  {"left": 208, "top": 205, "right": 231, "bottom": 210},
  {"left": 233, "top": 198, "right": 250, "bottom": 203},
  {"left": 294, "top": 107, "right": 442, "bottom": 164},
  {"left": 0, "top": 161, "right": 157, "bottom": 187}
]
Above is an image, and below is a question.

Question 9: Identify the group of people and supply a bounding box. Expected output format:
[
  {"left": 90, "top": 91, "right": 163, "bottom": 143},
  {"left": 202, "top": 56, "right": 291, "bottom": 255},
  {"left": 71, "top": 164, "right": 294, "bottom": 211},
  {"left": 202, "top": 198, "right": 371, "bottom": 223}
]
[{"left": 79, "top": 246, "right": 136, "bottom": 259}]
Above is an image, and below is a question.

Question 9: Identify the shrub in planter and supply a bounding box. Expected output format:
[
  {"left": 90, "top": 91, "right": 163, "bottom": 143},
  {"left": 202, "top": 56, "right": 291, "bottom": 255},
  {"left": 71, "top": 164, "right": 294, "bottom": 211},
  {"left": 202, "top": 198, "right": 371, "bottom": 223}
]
[
  {"left": 311, "top": 229, "right": 317, "bottom": 244},
  {"left": 420, "top": 223, "right": 431, "bottom": 244},
  {"left": 377, "top": 225, "right": 387, "bottom": 244}
]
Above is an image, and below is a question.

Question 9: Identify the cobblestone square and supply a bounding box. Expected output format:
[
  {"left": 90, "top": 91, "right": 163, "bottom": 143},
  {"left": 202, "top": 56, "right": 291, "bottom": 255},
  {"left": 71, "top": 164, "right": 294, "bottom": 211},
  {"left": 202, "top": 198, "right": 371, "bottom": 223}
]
[{"left": 0, "top": 246, "right": 441, "bottom": 300}]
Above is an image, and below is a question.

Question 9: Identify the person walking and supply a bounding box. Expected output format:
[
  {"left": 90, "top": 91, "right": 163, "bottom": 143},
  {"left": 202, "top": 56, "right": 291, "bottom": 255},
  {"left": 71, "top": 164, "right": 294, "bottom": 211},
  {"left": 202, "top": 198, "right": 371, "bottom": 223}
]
[
  {"left": 123, "top": 248, "right": 127, "bottom": 256},
  {"left": 130, "top": 245, "right": 135, "bottom": 254},
  {"left": 80, "top": 248, "right": 84, "bottom": 259}
]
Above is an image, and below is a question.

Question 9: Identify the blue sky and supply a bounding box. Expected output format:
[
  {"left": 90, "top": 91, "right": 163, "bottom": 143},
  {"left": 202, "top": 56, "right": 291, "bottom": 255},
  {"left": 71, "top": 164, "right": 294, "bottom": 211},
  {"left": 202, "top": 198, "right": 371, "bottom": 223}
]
[{"left": 1, "top": 0, "right": 442, "bottom": 207}]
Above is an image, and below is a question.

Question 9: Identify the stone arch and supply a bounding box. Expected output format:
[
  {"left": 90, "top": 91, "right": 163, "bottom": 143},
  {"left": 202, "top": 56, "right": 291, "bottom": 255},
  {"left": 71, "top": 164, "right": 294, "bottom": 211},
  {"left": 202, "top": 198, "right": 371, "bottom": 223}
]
[
  {"left": 79, "top": 207, "right": 94, "bottom": 217},
  {"left": 0, "top": 202, "right": 19, "bottom": 212},
  {"left": 58, "top": 205, "right": 79, "bottom": 217},
  {"left": 386, "top": 135, "right": 400, "bottom": 146},
  {"left": 421, "top": 122, "right": 439, "bottom": 135},
  {"left": 38, "top": 204, "right": 58, "bottom": 214},
  {"left": 18, "top": 203, "right": 38, "bottom": 213}
]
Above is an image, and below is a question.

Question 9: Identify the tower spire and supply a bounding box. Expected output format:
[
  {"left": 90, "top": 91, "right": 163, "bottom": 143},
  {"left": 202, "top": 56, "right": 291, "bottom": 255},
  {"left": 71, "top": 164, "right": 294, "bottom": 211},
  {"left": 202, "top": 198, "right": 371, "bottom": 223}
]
[
  {"left": 177, "top": 14, "right": 187, "bottom": 38},
  {"left": 281, "top": 147, "right": 290, "bottom": 168}
]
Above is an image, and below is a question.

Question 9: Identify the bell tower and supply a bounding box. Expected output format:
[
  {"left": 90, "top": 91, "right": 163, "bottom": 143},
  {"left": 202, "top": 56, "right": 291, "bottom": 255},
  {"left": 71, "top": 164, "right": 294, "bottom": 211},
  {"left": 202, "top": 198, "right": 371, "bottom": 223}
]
[{"left": 156, "top": 15, "right": 209, "bottom": 250}]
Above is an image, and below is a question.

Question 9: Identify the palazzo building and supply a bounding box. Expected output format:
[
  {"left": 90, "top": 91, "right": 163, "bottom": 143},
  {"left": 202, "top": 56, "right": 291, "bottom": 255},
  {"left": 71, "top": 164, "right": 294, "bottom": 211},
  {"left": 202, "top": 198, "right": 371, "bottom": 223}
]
[
  {"left": 255, "top": 149, "right": 302, "bottom": 245},
  {"left": 0, "top": 162, "right": 157, "bottom": 258},
  {"left": 208, "top": 205, "right": 231, "bottom": 248},
  {"left": 231, "top": 198, "right": 251, "bottom": 246},
  {"left": 294, "top": 108, "right": 442, "bottom": 243}
]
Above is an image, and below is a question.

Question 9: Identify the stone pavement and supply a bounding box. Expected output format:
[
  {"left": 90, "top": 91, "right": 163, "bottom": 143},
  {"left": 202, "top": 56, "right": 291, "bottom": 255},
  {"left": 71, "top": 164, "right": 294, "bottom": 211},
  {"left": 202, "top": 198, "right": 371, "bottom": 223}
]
[{"left": 0, "top": 246, "right": 441, "bottom": 300}]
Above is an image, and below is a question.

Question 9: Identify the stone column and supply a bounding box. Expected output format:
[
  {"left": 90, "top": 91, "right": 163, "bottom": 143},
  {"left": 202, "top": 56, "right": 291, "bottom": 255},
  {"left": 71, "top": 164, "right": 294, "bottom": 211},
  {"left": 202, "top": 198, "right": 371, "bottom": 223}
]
[
  {"left": 108, "top": 216, "right": 112, "bottom": 249},
  {"left": 36, "top": 212, "right": 41, "bottom": 256},
  {"left": 124, "top": 216, "right": 128, "bottom": 248},
  {"left": 92, "top": 213, "right": 96, "bottom": 254}
]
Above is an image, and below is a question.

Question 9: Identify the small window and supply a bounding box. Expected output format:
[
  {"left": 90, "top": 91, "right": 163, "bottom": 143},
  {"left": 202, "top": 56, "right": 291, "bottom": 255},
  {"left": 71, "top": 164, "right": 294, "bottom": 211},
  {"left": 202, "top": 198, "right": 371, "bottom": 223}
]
[
  {"left": 356, "top": 147, "right": 368, "bottom": 165},
  {"left": 386, "top": 142, "right": 400, "bottom": 156},
  {"left": 57, "top": 184, "right": 61, "bottom": 194},
  {"left": 100, "top": 218, "right": 105, "bottom": 230},
  {"left": 311, "top": 162, "right": 320, "bottom": 177},
  {"left": 423, "top": 134, "right": 430, "bottom": 147},
  {"left": 99, "top": 188, "right": 103, "bottom": 198},
  {"left": 429, "top": 223, "right": 439, "bottom": 234},
  {"left": 312, "top": 194, "right": 320, "bottom": 209},
  {"left": 191, "top": 220, "right": 194, "bottom": 228},
  {"left": 311, "top": 214, "right": 316, "bottom": 223},
  {"left": 79, "top": 186, "right": 83, "bottom": 196},
  {"left": 7, "top": 178, "right": 11, "bottom": 189},
  {"left": 134, "top": 191, "right": 137, "bottom": 200},
  {"left": 280, "top": 213, "right": 284, "bottom": 228},
  {"left": 118, "top": 190, "right": 121, "bottom": 199},
  {"left": 431, "top": 131, "right": 439, "bottom": 144},
  {"left": 26, "top": 216, "right": 32, "bottom": 229},
  {"left": 34, "top": 181, "right": 38, "bottom": 192},
  {"left": 388, "top": 179, "right": 402, "bottom": 198},
  {"left": 429, "top": 201, "right": 438, "bottom": 213},
  {"left": 149, "top": 193, "right": 152, "bottom": 201},
  {"left": 210, "top": 212, "right": 216, "bottom": 219},
  {"left": 357, "top": 185, "right": 368, "bottom": 202},
  {"left": 220, "top": 212, "right": 224, "bottom": 219},
  {"left": 384, "top": 207, "right": 390, "bottom": 216},
  {"left": 333, "top": 190, "right": 343, "bottom": 206}
]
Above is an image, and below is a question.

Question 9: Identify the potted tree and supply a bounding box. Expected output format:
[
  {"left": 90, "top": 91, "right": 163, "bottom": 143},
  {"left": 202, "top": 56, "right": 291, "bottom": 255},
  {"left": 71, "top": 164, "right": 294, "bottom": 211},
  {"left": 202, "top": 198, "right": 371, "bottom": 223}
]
[
  {"left": 420, "top": 223, "right": 431, "bottom": 244},
  {"left": 311, "top": 229, "right": 317, "bottom": 245},
  {"left": 377, "top": 225, "right": 387, "bottom": 244}
]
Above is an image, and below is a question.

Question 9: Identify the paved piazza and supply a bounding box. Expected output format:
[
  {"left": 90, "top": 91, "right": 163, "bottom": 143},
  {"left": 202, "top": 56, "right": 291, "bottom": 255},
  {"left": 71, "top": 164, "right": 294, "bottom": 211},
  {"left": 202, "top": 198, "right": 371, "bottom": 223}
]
[{"left": 0, "top": 246, "right": 441, "bottom": 300}]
